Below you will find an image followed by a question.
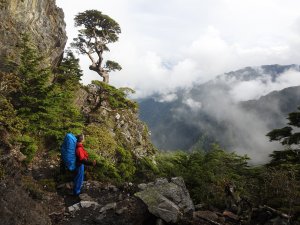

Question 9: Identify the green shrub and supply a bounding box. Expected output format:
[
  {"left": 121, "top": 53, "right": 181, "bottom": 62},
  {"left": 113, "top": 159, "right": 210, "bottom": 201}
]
[
  {"left": 115, "top": 146, "right": 136, "bottom": 181},
  {"left": 17, "top": 135, "right": 38, "bottom": 164},
  {"left": 91, "top": 80, "right": 138, "bottom": 110},
  {"left": 86, "top": 150, "right": 120, "bottom": 182},
  {"left": 154, "top": 145, "right": 252, "bottom": 208},
  {"left": 134, "top": 156, "right": 159, "bottom": 182},
  {"left": 84, "top": 124, "right": 117, "bottom": 160},
  {"left": 0, "top": 96, "right": 24, "bottom": 134}
]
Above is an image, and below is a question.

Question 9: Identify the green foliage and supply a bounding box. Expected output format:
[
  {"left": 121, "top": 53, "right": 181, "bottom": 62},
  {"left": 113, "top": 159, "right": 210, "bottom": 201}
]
[
  {"left": 115, "top": 146, "right": 136, "bottom": 181},
  {"left": 43, "top": 84, "right": 84, "bottom": 147},
  {"left": 71, "top": 10, "right": 121, "bottom": 83},
  {"left": 54, "top": 50, "right": 83, "bottom": 89},
  {"left": 83, "top": 125, "right": 139, "bottom": 182},
  {"left": 134, "top": 156, "right": 159, "bottom": 182},
  {"left": 154, "top": 145, "right": 251, "bottom": 207},
  {"left": 0, "top": 71, "right": 20, "bottom": 97},
  {"left": 86, "top": 150, "right": 120, "bottom": 182},
  {"left": 105, "top": 60, "right": 122, "bottom": 72},
  {"left": 13, "top": 34, "right": 52, "bottom": 134},
  {"left": 84, "top": 124, "right": 117, "bottom": 160},
  {"left": 92, "top": 81, "right": 138, "bottom": 110},
  {"left": 12, "top": 37, "right": 84, "bottom": 149},
  {"left": 0, "top": 96, "right": 24, "bottom": 134},
  {"left": 44, "top": 50, "right": 84, "bottom": 146},
  {"left": 266, "top": 106, "right": 300, "bottom": 145},
  {"left": 257, "top": 167, "right": 300, "bottom": 212},
  {"left": 155, "top": 151, "right": 189, "bottom": 178},
  {"left": 118, "top": 87, "right": 136, "bottom": 96},
  {"left": 17, "top": 135, "right": 38, "bottom": 164},
  {"left": 264, "top": 107, "right": 300, "bottom": 213},
  {"left": 268, "top": 148, "right": 300, "bottom": 171},
  {"left": 73, "top": 10, "right": 121, "bottom": 46}
]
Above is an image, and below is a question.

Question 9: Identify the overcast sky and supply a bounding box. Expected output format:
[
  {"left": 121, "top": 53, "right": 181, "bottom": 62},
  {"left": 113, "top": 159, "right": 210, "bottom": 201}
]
[{"left": 56, "top": 0, "right": 300, "bottom": 98}]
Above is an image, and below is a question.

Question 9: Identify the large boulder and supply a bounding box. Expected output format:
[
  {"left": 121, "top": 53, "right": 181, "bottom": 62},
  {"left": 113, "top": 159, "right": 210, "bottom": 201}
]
[
  {"left": 135, "top": 177, "right": 195, "bottom": 223},
  {"left": 0, "top": 0, "right": 67, "bottom": 69}
]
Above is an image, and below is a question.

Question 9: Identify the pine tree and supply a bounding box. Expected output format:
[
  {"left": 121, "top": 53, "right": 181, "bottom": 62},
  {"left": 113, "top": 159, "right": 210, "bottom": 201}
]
[
  {"left": 267, "top": 106, "right": 300, "bottom": 145},
  {"left": 44, "top": 50, "right": 84, "bottom": 147},
  {"left": 71, "top": 10, "right": 122, "bottom": 83},
  {"left": 14, "top": 34, "right": 51, "bottom": 134},
  {"left": 266, "top": 107, "right": 300, "bottom": 175}
]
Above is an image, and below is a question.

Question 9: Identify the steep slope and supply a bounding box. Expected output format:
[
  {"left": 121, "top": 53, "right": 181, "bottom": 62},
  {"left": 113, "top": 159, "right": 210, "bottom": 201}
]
[{"left": 0, "top": 1, "right": 153, "bottom": 224}]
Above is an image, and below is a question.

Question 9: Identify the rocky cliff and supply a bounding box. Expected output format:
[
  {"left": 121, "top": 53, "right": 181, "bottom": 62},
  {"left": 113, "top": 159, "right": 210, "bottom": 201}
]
[
  {"left": 0, "top": 0, "right": 67, "bottom": 69},
  {"left": 75, "top": 82, "right": 156, "bottom": 160}
]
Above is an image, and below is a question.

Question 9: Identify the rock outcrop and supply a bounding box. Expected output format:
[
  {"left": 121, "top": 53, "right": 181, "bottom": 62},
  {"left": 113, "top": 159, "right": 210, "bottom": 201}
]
[
  {"left": 135, "top": 177, "right": 195, "bottom": 223},
  {"left": 75, "top": 83, "right": 156, "bottom": 160},
  {"left": 0, "top": 0, "right": 67, "bottom": 70}
]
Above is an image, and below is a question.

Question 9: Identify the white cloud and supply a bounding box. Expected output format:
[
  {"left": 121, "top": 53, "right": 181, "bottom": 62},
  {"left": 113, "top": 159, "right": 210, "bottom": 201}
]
[
  {"left": 185, "top": 98, "right": 202, "bottom": 111},
  {"left": 158, "top": 93, "right": 178, "bottom": 103},
  {"left": 56, "top": 0, "right": 300, "bottom": 98},
  {"left": 229, "top": 70, "right": 300, "bottom": 101}
]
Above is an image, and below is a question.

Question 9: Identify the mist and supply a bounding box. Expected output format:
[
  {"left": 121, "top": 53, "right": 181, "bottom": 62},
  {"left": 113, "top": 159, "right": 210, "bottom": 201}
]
[{"left": 143, "top": 67, "right": 300, "bottom": 164}]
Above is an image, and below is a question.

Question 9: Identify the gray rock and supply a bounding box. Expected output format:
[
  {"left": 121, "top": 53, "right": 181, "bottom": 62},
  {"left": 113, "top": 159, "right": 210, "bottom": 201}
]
[
  {"left": 116, "top": 207, "right": 127, "bottom": 215},
  {"left": 155, "top": 178, "right": 168, "bottom": 185},
  {"left": 135, "top": 177, "right": 194, "bottom": 223},
  {"left": 79, "top": 193, "right": 93, "bottom": 201},
  {"left": 115, "top": 113, "right": 121, "bottom": 120},
  {"left": 100, "top": 202, "right": 117, "bottom": 213},
  {"left": 80, "top": 201, "right": 99, "bottom": 209},
  {"left": 68, "top": 203, "right": 80, "bottom": 213},
  {"left": 0, "top": 0, "right": 67, "bottom": 69},
  {"left": 137, "top": 183, "right": 147, "bottom": 190}
]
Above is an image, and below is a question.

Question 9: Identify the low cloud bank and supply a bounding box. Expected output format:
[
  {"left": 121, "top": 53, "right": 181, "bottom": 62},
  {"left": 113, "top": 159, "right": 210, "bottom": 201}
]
[{"left": 151, "top": 68, "right": 300, "bottom": 163}]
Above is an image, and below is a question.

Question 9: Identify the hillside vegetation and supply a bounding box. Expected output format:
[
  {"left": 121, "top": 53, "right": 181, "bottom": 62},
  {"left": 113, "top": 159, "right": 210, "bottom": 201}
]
[{"left": 0, "top": 13, "right": 299, "bottom": 225}]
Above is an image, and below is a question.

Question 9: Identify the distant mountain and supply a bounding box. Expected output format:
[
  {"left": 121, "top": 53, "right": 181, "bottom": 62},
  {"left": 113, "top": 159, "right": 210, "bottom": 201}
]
[
  {"left": 240, "top": 85, "right": 300, "bottom": 128},
  {"left": 138, "top": 65, "right": 300, "bottom": 161},
  {"left": 220, "top": 64, "right": 300, "bottom": 81}
]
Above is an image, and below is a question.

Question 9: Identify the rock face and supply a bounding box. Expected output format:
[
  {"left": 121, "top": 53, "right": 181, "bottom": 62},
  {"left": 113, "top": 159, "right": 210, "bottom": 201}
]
[
  {"left": 135, "top": 177, "right": 195, "bottom": 223},
  {"left": 0, "top": 0, "right": 67, "bottom": 69},
  {"left": 75, "top": 83, "right": 156, "bottom": 159}
]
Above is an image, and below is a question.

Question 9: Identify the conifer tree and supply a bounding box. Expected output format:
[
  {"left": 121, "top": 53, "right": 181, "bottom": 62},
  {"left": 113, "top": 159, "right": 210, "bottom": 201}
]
[
  {"left": 266, "top": 107, "right": 300, "bottom": 173},
  {"left": 266, "top": 107, "right": 300, "bottom": 145},
  {"left": 54, "top": 49, "right": 83, "bottom": 89},
  {"left": 71, "top": 10, "right": 122, "bottom": 83},
  {"left": 45, "top": 50, "right": 84, "bottom": 146},
  {"left": 14, "top": 34, "right": 51, "bottom": 134}
]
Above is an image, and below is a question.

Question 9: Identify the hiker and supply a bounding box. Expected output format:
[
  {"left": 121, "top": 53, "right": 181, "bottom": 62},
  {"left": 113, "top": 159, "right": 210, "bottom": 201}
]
[{"left": 73, "top": 134, "right": 96, "bottom": 196}]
